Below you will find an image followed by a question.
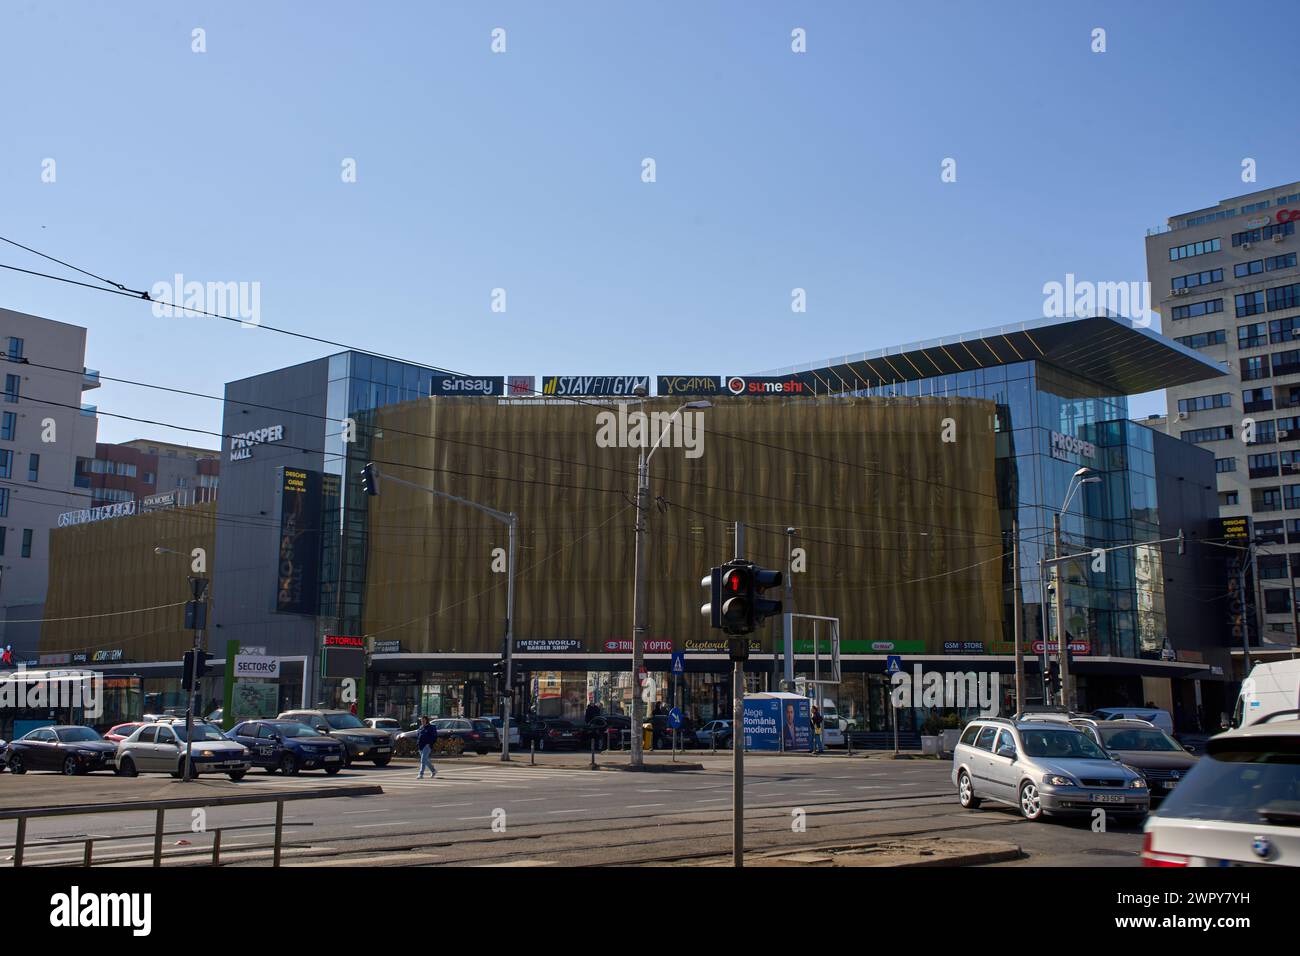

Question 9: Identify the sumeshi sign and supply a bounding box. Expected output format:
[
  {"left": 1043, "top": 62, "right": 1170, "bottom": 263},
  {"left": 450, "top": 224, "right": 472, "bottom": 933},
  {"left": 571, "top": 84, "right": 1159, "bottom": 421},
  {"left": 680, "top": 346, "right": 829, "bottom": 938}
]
[
  {"left": 276, "top": 467, "right": 323, "bottom": 614},
  {"left": 724, "top": 376, "right": 809, "bottom": 396},
  {"left": 429, "top": 375, "right": 504, "bottom": 396},
  {"left": 541, "top": 375, "right": 649, "bottom": 396}
]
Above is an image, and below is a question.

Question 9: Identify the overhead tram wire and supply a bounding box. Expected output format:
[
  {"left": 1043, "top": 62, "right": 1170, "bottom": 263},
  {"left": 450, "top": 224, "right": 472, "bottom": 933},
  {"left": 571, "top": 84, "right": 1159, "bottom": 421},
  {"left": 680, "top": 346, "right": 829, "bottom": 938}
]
[{"left": 2, "top": 235, "right": 999, "bottom": 506}]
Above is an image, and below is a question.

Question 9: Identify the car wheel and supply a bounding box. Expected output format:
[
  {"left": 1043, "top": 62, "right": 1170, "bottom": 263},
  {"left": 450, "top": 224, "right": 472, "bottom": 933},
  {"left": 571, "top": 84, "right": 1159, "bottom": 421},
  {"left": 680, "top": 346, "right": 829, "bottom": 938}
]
[
  {"left": 280, "top": 753, "right": 299, "bottom": 776},
  {"left": 63, "top": 755, "right": 84, "bottom": 776},
  {"left": 957, "top": 770, "right": 981, "bottom": 809},
  {"left": 263, "top": 764, "right": 278, "bottom": 774},
  {"left": 116, "top": 756, "right": 137, "bottom": 777},
  {"left": 1018, "top": 781, "right": 1044, "bottom": 821},
  {"left": 227, "top": 769, "right": 247, "bottom": 781},
  {"left": 373, "top": 756, "right": 391, "bottom": 767},
  {"left": 9, "top": 754, "right": 26, "bottom": 774}
]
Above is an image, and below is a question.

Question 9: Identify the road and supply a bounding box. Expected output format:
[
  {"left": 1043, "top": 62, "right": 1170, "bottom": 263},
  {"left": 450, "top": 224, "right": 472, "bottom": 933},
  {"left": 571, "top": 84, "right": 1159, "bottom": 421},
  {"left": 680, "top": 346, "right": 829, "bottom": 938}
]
[{"left": 1, "top": 753, "right": 1145, "bottom": 867}]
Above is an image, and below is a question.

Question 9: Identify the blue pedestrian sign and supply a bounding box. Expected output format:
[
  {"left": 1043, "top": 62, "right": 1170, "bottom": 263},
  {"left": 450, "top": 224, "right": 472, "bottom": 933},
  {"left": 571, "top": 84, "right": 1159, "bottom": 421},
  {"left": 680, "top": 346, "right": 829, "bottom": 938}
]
[
  {"left": 668, "top": 707, "right": 684, "bottom": 729},
  {"left": 885, "top": 655, "right": 903, "bottom": 676},
  {"left": 670, "top": 652, "right": 685, "bottom": 675}
]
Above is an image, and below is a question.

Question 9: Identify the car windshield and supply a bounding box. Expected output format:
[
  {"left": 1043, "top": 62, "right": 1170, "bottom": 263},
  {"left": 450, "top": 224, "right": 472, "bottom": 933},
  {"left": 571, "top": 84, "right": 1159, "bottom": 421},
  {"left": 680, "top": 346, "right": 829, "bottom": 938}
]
[
  {"left": 372, "top": 720, "right": 398, "bottom": 729},
  {"left": 1101, "top": 728, "right": 1182, "bottom": 752},
  {"left": 56, "top": 727, "right": 101, "bottom": 742},
  {"left": 1156, "top": 739, "right": 1300, "bottom": 825},
  {"left": 1019, "top": 728, "right": 1108, "bottom": 760},
  {"left": 174, "top": 724, "right": 228, "bottom": 742},
  {"left": 325, "top": 714, "right": 366, "bottom": 730},
  {"left": 272, "top": 723, "right": 319, "bottom": 738}
]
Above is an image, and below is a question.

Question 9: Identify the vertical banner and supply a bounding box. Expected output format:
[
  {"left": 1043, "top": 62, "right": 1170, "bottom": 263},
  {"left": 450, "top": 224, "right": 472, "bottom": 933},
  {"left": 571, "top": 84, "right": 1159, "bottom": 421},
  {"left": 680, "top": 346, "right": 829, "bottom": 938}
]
[{"left": 277, "top": 467, "right": 323, "bottom": 613}]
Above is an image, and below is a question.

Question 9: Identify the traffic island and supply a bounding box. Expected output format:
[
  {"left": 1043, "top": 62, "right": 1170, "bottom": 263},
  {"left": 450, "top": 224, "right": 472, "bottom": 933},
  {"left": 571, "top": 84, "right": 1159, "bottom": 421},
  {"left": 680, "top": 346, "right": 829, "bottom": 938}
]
[{"left": 694, "top": 837, "right": 1022, "bottom": 867}]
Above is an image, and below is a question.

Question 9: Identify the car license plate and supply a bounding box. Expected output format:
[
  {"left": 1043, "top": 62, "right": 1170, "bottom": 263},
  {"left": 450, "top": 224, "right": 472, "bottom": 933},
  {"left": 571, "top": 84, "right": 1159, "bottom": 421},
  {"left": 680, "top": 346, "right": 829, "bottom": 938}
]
[
  {"left": 376, "top": 747, "right": 391, "bottom": 753},
  {"left": 1091, "top": 793, "right": 1124, "bottom": 803},
  {"left": 1162, "top": 780, "right": 1176, "bottom": 789},
  {"left": 325, "top": 755, "right": 340, "bottom": 762}
]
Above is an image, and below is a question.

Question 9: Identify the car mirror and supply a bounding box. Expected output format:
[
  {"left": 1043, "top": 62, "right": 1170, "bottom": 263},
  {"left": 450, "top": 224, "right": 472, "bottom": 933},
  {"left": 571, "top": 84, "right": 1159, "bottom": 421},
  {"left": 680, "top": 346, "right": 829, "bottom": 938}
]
[
  {"left": 272, "top": 734, "right": 282, "bottom": 742},
  {"left": 998, "top": 747, "right": 1016, "bottom": 759},
  {"left": 1183, "top": 744, "right": 1196, "bottom": 754}
]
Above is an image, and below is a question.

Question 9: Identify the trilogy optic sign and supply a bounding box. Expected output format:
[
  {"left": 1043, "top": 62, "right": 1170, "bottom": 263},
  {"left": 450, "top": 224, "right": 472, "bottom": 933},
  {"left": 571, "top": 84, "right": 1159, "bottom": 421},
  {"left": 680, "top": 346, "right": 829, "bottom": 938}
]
[
  {"left": 542, "top": 375, "right": 649, "bottom": 396},
  {"left": 230, "top": 424, "right": 284, "bottom": 462},
  {"left": 1050, "top": 430, "right": 1097, "bottom": 462},
  {"left": 429, "top": 374, "right": 504, "bottom": 396}
]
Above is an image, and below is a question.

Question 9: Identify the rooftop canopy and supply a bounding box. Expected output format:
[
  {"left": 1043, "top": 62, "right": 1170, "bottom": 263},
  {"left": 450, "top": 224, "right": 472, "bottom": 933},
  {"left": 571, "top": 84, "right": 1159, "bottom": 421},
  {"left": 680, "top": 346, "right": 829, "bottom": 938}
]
[{"left": 763, "top": 314, "right": 1227, "bottom": 396}]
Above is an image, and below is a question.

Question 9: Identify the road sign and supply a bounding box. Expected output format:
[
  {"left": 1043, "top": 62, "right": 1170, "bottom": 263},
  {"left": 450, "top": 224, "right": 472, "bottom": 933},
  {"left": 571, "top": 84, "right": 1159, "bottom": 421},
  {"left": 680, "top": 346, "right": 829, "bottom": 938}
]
[
  {"left": 670, "top": 652, "right": 685, "bottom": 675},
  {"left": 668, "top": 707, "right": 683, "bottom": 729},
  {"left": 885, "top": 655, "right": 903, "bottom": 676}
]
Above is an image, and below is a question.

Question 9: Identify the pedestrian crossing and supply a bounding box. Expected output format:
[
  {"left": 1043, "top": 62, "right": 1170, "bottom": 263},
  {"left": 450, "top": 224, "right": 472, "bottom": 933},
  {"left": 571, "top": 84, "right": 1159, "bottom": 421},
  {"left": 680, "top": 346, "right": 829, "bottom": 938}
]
[{"left": 238, "top": 764, "right": 586, "bottom": 791}]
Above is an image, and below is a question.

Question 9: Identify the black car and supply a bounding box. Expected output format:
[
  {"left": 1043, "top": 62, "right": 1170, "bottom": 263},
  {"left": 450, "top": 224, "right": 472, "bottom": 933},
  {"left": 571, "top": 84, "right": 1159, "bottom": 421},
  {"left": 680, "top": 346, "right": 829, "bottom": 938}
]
[
  {"left": 4, "top": 725, "right": 117, "bottom": 775},
  {"left": 583, "top": 714, "right": 632, "bottom": 750},
  {"left": 226, "top": 720, "right": 348, "bottom": 775},
  {"left": 521, "top": 718, "right": 585, "bottom": 751},
  {"left": 429, "top": 718, "right": 498, "bottom": 755},
  {"left": 1073, "top": 719, "right": 1199, "bottom": 802}
]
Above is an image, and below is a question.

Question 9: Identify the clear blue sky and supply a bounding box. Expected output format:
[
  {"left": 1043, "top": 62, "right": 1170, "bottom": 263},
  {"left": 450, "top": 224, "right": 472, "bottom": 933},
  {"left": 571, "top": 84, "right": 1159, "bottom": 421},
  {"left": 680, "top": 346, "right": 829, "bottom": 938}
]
[{"left": 2, "top": 0, "right": 1297, "bottom": 445}]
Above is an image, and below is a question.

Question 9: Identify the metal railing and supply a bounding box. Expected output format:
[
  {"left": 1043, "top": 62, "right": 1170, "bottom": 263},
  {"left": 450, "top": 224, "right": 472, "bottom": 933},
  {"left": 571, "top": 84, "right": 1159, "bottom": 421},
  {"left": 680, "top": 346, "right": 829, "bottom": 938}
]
[{"left": 0, "top": 785, "right": 382, "bottom": 868}]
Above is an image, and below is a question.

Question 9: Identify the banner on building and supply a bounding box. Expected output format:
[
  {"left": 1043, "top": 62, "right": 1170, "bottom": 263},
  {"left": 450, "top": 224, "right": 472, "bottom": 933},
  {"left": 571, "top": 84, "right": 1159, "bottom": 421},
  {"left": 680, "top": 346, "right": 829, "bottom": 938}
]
[{"left": 276, "top": 467, "right": 323, "bottom": 614}]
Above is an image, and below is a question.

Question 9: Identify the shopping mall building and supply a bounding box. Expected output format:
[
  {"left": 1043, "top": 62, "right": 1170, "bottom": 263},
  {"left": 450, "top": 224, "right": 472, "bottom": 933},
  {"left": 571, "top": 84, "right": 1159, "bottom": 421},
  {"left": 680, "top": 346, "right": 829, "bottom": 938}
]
[{"left": 37, "top": 314, "right": 1246, "bottom": 735}]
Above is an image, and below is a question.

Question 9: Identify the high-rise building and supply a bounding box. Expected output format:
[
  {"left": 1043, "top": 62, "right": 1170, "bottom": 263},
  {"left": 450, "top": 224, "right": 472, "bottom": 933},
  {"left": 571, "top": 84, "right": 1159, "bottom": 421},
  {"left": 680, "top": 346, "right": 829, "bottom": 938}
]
[
  {"left": 0, "top": 307, "right": 100, "bottom": 661},
  {"left": 1146, "top": 181, "right": 1300, "bottom": 651},
  {"left": 76, "top": 439, "right": 220, "bottom": 508}
]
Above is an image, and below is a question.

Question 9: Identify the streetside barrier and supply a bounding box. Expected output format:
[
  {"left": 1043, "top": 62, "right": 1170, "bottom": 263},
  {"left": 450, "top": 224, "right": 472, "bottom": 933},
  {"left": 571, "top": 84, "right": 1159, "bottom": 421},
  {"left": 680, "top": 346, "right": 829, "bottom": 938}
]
[{"left": 0, "top": 784, "right": 383, "bottom": 868}]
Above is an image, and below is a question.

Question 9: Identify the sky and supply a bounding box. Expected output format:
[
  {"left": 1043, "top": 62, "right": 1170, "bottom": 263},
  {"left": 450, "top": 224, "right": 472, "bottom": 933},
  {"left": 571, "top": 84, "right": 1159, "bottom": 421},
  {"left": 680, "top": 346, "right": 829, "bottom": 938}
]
[{"left": 2, "top": 0, "right": 1298, "bottom": 446}]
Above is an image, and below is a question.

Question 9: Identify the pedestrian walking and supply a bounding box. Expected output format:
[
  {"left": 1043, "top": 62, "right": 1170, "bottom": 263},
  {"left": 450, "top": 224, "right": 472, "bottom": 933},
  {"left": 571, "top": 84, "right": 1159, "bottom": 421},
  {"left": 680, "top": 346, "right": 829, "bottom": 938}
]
[
  {"left": 811, "top": 706, "right": 825, "bottom": 755},
  {"left": 417, "top": 716, "right": 438, "bottom": 779}
]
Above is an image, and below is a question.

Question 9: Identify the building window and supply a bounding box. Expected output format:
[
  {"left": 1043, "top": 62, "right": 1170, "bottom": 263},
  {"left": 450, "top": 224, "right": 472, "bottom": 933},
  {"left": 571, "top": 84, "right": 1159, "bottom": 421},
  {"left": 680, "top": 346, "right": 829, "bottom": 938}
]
[
  {"left": 0, "top": 488, "right": 8, "bottom": 517},
  {"left": 1283, "top": 450, "right": 1300, "bottom": 476},
  {"left": 1264, "top": 587, "right": 1292, "bottom": 614},
  {"left": 1259, "top": 554, "right": 1290, "bottom": 579},
  {"left": 6, "top": 338, "right": 22, "bottom": 362},
  {"left": 1270, "top": 317, "right": 1300, "bottom": 344},
  {"left": 1171, "top": 298, "right": 1224, "bottom": 321},
  {"left": 0, "top": 448, "right": 11, "bottom": 479},
  {"left": 1278, "top": 416, "right": 1300, "bottom": 441},
  {"left": 1250, "top": 419, "right": 1277, "bottom": 445},
  {"left": 1256, "top": 519, "right": 1286, "bottom": 544},
  {"left": 1238, "top": 323, "right": 1268, "bottom": 348},
  {"left": 1233, "top": 221, "right": 1296, "bottom": 246},
  {"left": 1236, "top": 291, "right": 1267, "bottom": 318},
  {"left": 1243, "top": 387, "right": 1274, "bottom": 413},
  {"left": 26, "top": 453, "right": 38, "bottom": 482},
  {"left": 1249, "top": 452, "right": 1280, "bottom": 478},
  {"left": 1182, "top": 425, "right": 1233, "bottom": 443},
  {"left": 1172, "top": 268, "right": 1224, "bottom": 291},
  {"left": 143, "top": 472, "right": 155, "bottom": 484},
  {"left": 1241, "top": 356, "right": 1271, "bottom": 381},
  {"left": 1178, "top": 393, "right": 1231, "bottom": 414},
  {"left": 1266, "top": 282, "right": 1300, "bottom": 313},
  {"left": 3, "top": 374, "right": 19, "bottom": 403},
  {"left": 0, "top": 411, "right": 14, "bottom": 441},
  {"left": 0, "top": 527, "right": 6, "bottom": 556},
  {"left": 1239, "top": 253, "right": 1299, "bottom": 277},
  {"left": 1174, "top": 330, "right": 1225, "bottom": 350},
  {"left": 1169, "top": 238, "right": 1221, "bottom": 261},
  {"left": 1215, "top": 457, "right": 1237, "bottom": 473},
  {"left": 21, "top": 528, "right": 32, "bottom": 558},
  {"left": 1220, "top": 490, "right": 1239, "bottom": 506},
  {"left": 1253, "top": 487, "right": 1283, "bottom": 512},
  {"left": 1274, "top": 350, "right": 1300, "bottom": 377}
]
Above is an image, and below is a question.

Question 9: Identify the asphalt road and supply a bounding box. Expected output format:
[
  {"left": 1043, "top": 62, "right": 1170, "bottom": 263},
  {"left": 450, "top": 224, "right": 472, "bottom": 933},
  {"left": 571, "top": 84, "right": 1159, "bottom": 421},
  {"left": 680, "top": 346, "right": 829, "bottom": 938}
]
[{"left": 1, "top": 753, "right": 1146, "bottom": 867}]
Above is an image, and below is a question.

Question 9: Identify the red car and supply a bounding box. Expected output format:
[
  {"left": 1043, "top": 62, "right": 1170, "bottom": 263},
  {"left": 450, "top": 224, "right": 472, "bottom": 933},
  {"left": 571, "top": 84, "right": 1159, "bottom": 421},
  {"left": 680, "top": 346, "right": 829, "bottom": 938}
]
[{"left": 104, "top": 722, "right": 146, "bottom": 743}]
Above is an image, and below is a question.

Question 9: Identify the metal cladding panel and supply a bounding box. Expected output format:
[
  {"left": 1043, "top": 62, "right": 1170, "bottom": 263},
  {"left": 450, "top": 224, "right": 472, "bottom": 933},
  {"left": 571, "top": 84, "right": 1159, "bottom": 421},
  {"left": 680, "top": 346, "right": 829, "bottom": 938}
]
[
  {"left": 40, "top": 501, "right": 218, "bottom": 662},
  {"left": 361, "top": 396, "right": 1003, "bottom": 656}
]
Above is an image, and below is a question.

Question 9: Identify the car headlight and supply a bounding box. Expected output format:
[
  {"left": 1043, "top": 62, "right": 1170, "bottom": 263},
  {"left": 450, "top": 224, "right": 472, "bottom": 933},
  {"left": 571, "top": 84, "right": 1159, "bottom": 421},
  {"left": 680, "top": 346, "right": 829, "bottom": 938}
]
[
  {"left": 1129, "top": 777, "right": 1148, "bottom": 789},
  {"left": 1044, "top": 774, "right": 1077, "bottom": 787},
  {"left": 200, "top": 750, "right": 216, "bottom": 757},
  {"left": 75, "top": 749, "right": 96, "bottom": 756}
]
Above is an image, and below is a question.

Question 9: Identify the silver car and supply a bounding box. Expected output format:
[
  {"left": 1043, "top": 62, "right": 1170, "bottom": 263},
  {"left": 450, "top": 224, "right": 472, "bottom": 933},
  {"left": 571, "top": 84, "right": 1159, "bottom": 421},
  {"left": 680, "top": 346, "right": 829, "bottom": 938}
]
[
  {"left": 951, "top": 717, "right": 1149, "bottom": 822},
  {"left": 116, "top": 720, "right": 251, "bottom": 780}
]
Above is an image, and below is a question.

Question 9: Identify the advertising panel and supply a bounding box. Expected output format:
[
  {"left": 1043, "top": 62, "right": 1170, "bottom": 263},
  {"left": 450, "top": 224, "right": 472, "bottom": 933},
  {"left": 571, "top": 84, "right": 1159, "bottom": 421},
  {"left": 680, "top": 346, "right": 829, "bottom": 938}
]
[
  {"left": 276, "top": 467, "right": 323, "bottom": 614},
  {"left": 231, "top": 681, "right": 279, "bottom": 721},
  {"left": 541, "top": 375, "right": 649, "bottom": 396},
  {"left": 429, "top": 374, "right": 504, "bottom": 396},
  {"left": 742, "top": 697, "right": 780, "bottom": 751}
]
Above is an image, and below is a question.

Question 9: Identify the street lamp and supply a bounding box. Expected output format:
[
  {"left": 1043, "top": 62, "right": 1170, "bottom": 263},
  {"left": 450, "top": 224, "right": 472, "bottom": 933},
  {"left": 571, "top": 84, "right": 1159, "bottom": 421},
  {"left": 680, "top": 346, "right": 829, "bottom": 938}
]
[
  {"left": 1049, "top": 467, "right": 1101, "bottom": 709},
  {"left": 629, "top": 394, "right": 712, "bottom": 769}
]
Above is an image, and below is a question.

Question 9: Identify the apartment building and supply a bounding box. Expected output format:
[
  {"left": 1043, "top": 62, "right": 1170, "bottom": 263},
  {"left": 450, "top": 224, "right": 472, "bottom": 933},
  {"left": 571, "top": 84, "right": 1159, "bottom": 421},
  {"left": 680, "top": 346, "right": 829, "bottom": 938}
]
[{"left": 76, "top": 439, "right": 219, "bottom": 507}]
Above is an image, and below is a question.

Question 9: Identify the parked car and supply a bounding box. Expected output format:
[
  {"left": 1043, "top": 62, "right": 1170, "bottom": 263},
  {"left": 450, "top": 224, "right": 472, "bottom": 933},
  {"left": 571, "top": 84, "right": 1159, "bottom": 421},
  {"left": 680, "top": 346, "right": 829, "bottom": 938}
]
[
  {"left": 4, "top": 725, "right": 118, "bottom": 775},
  {"left": 1143, "top": 715, "right": 1299, "bottom": 867},
  {"left": 952, "top": 717, "right": 1149, "bottom": 822},
  {"left": 364, "top": 717, "right": 402, "bottom": 734},
  {"left": 277, "top": 710, "right": 394, "bottom": 766},
  {"left": 583, "top": 714, "right": 632, "bottom": 749},
  {"left": 104, "top": 722, "right": 146, "bottom": 744},
  {"left": 484, "top": 716, "right": 521, "bottom": 747},
  {"left": 521, "top": 718, "right": 585, "bottom": 751},
  {"left": 694, "top": 719, "right": 733, "bottom": 749},
  {"left": 115, "top": 721, "right": 251, "bottom": 780},
  {"left": 226, "top": 720, "right": 347, "bottom": 775},
  {"left": 430, "top": 718, "right": 496, "bottom": 755},
  {"left": 1090, "top": 706, "right": 1174, "bottom": 736},
  {"left": 0, "top": 739, "right": 6, "bottom": 771},
  {"left": 1069, "top": 718, "right": 1198, "bottom": 802},
  {"left": 205, "top": 708, "right": 223, "bottom": 724}
]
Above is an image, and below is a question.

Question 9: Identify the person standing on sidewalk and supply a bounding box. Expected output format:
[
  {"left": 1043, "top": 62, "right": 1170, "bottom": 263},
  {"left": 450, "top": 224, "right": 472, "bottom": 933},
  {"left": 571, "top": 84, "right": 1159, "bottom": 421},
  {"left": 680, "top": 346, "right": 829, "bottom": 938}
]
[
  {"left": 417, "top": 716, "right": 438, "bottom": 779},
  {"left": 811, "top": 706, "right": 825, "bottom": 755}
]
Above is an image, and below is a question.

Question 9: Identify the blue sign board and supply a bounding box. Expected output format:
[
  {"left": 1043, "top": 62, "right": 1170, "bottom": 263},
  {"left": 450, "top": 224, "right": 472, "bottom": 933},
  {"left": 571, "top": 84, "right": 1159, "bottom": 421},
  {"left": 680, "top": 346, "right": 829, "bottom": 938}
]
[
  {"left": 668, "top": 707, "right": 683, "bottom": 729},
  {"left": 885, "top": 655, "right": 903, "bottom": 675},
  {"left": 742, "top": 698, "right": 781, "bottom": 751},
  {"left": 429, "top": 375, "right": 504, "bottom": 396},
  {"left": 670, "top": 652, "right": 685, "bottom": 675}
]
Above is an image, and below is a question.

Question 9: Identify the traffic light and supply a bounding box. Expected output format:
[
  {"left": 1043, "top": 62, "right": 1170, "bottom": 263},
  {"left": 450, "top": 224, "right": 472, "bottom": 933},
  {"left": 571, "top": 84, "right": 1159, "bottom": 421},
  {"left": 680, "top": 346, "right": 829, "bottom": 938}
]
[
  {"left": 182, "top": 649, "right": 211, "bottom": 691},
  {"left": 751, "top": 566, "right": 783, "bottom": 628},
  {"left": 700, "top": 560, "right": 783, "bottom": 635},
  {"left": 490, "top": 659, "right": 507, "bottom": 690},
  {"left": 360, "top": 462, "right": 380, "bottom": 496}
]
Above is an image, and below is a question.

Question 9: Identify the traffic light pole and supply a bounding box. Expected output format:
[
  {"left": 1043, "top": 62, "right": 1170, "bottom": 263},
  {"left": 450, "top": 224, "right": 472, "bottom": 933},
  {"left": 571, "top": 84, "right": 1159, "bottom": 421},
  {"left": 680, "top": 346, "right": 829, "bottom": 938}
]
[
  {"left": 733, "top": 520, "right": 745, "bottom": 868},
  {"left": 183, "top": 576, "right": 208, "bottom": 783},
  {"left": 630, "top": 455, "right": 649, "bottom": 769}
]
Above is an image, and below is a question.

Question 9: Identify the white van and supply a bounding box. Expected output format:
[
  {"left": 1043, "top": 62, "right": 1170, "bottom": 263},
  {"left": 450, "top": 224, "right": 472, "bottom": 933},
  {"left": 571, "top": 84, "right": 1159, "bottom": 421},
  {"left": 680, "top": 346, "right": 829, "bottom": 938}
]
[{"left": 1233, "top": 660, "right": 1300, "bottom": 728}]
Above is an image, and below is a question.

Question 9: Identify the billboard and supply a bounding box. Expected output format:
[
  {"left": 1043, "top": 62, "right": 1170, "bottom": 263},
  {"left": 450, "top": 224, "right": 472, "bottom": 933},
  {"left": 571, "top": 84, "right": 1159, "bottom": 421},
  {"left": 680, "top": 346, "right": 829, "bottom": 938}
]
[
  {"left": 723, "top": 375, "right": 811, "bottom": 396},
  {"left": 429, "top": 374, "right": 504, "bottom": 396},
  {"left": 276, "top": 467, "right": 323, "bottom": 614},
  {"left": 541, "top": 375, "right": 649, "bottom": 397},
  {"left": 657, "top": 375, "right": 724, "bottom": 397}
]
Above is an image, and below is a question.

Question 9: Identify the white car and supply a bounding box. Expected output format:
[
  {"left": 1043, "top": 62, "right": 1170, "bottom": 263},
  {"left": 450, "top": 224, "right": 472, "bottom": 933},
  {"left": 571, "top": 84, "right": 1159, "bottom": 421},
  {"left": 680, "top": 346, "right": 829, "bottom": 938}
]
[
  {"left": 1142, "top": 715, "right": 1299, "bottom": 867},
  {"left": 364, "top": 717, "right": 402, "bottom": 734},
  {"left": 485, "top": 716, "right": 520, "bottom": 747}
]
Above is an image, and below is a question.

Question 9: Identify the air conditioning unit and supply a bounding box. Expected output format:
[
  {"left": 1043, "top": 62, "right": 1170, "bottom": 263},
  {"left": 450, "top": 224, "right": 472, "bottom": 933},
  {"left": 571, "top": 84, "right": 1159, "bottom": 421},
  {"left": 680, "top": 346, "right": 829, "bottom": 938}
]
[
  {"left": 1243, "top": 242, "right": 1253, "bottom": 249},
  {"left": 1172, "top": 287, "right": 1190, "bottom": 296},
  {"left": 1177, "top": 411, "right": 1190, "bottom": 420},
  {"left": 1274, "top": 233, "right": 1286, "bottom": 242}
]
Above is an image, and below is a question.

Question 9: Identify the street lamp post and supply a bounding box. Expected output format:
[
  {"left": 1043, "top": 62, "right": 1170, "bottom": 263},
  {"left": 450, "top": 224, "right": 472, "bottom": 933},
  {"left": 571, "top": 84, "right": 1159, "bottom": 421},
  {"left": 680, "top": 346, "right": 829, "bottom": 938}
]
[
  {"left": 630, "top": 393, "right": 712, "bottom": 769},
  {"left": 1052, "top": 467, "right": 1100, "bottom": 711}
]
